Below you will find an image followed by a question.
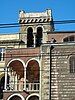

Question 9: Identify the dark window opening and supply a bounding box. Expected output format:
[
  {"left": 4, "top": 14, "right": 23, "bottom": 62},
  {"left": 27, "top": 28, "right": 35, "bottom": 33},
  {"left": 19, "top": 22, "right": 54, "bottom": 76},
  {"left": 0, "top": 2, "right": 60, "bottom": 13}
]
[
  {"left": 69, "top": 56, "right": 75, "bottom": 73},
  {"left": 0, "top": 76, "right": 5, "bottom": 99},
  {"left": 36, "top": 27, "right": 42, "bottom": 47},
  {"left": 63, "top": 35, "right": 75, "bottom": 42},
  {"left": 63, "top": 37, "right": 68, "bottom": 42},
  {"left": 70, "top": 36, "right": 74, "bottom": 41},
  {"left": 27, "top": 27, "right": 34, "bottom": 47},
  {"left": 0, "top": 75, "right": 9, "bottom": 99}
]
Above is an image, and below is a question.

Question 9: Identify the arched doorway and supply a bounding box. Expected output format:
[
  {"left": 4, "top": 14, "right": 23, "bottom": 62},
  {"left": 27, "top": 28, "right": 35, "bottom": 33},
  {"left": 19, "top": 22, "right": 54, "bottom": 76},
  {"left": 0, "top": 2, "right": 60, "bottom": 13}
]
[
  {"left": 27, "top": 27, "right": 34, "bottom": 47},
  {"left": 26, "top": 60, "right": 40, "bottom": 91},
  {"left": 28, "top": 95, "right": 39, "bottom": 100},
  {"left": 9, "top": 95, "right": 22, "bottom": 100},
  {"left": 36, "top": 27, "right": 42, "bottom": 47}
]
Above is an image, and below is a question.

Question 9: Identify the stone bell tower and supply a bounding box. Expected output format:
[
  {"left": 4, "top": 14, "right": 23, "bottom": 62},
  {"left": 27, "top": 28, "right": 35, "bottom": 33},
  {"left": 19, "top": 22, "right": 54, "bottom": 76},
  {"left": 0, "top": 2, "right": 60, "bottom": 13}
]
[{"left": 19, "top": 9, "right": 54, "bottom": 48}]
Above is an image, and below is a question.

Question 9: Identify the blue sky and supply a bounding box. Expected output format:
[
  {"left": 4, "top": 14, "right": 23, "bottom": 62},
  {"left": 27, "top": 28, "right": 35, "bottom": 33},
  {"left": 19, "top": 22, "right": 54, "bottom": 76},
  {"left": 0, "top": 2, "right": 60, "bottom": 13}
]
[{"left": 0, "top": 0, "right": 75, "bottom": 33}]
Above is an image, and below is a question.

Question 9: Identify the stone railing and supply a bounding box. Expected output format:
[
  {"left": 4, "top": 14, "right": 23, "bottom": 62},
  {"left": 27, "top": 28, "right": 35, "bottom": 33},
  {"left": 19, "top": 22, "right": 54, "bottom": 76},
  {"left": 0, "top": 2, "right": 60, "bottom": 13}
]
[
  {"left": 26, "top": 83, "right": 39, "bottom": 92},
  {"left": 6, "top": 82, "right": 39, "bottom": 92}
]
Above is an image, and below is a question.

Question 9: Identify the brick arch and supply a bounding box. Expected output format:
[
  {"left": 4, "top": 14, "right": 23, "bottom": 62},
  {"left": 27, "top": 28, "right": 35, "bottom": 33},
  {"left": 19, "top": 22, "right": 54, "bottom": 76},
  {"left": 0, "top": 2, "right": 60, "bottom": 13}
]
[
  {"left": 26, "top": 93, "right": 39, "bottom": 100},
  {"left": 7, "top": 59, "right": 25, "bottom": 79},
  {"left": 7, "top": 93, "right": 24, "bottom": 100}
]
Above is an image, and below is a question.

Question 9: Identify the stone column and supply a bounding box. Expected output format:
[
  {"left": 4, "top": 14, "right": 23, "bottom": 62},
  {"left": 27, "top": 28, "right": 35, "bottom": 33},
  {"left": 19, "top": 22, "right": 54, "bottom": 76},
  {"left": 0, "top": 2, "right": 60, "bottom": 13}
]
[
  {"left": 24, "top": 67, "right": 26, "bottom": 90},
  {"left": 40, "top": 45, "right": 50, "bottom": 100},
  {"left": 34, "top": 33, "right": 36, "bottom": 47},
  {"left": 11, "top": 70, "right": 15, "bottom": 90},
  {"left": 4, "top": 67, "right": 7, "bottom": 90},
  {"left": 1, "top": 48, "right": 4, "bottom": 61},
  {"left": 15, "top": 74, "right": 18, "bottom": 90}
]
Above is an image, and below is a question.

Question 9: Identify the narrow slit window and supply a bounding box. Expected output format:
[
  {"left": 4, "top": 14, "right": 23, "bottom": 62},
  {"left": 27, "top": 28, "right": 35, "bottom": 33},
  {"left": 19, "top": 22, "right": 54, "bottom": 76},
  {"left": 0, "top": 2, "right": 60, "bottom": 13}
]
[{"left": 69, "top": 56, "right": 75, "bottom": 73}]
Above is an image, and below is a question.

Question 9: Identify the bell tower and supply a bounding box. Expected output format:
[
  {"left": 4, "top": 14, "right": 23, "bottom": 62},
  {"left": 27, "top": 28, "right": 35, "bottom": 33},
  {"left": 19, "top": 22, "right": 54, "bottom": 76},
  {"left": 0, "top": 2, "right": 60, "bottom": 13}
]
[{"left": 19, "top": 9, "right": 54, "bottom": 48}]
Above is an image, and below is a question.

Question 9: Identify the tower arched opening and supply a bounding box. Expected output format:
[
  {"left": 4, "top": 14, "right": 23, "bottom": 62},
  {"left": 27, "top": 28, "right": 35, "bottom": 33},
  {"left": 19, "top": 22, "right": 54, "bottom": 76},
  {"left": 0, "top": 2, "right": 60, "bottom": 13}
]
[
  {"left": 27, "top": 27, "right": 34, "bottom": 47},
  {"left": 36, "top": 27, "right": 43, "bottom": 47}
]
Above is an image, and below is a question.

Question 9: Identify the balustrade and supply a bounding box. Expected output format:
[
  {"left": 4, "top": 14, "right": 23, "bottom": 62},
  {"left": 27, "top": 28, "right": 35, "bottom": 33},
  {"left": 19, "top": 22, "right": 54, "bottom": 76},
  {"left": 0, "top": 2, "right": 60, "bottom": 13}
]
[{"left": 6, "top": 82, "right": 39, "bottom": 92}]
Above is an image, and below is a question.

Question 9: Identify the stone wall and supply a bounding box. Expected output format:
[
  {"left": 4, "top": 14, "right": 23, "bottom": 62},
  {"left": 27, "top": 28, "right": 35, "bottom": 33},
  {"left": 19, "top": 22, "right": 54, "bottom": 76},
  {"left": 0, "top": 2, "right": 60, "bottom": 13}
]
[
  {"left": 51, "top": 44, "right": 75, "bottom": 100},
  {"left": 0, "top": 33, "right": 19, "bottom": 40},
  {"left": 40, "top": 45, "right": 50, "bottom": 100}
]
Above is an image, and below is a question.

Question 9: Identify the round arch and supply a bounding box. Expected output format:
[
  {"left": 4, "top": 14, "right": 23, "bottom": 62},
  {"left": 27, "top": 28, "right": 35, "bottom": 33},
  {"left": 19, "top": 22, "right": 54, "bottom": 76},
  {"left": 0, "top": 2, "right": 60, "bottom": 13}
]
[
  {"left": 26, "top": 58, "right": 40, "bottom": 68},
  {"left": 36, "top": 25, "right": 44, "bottom": 32},
  {"left": 26, "top": 26, "right": 34, "bottom": 33},
  {"left": 7, "top": 58, "right": 26, "bottom": 68},
  {"left": 26, "top": 93, "right": 39, "bottom": 100},
  {"left": 7, "top": 93, "right": 25, "bottom": 100}
]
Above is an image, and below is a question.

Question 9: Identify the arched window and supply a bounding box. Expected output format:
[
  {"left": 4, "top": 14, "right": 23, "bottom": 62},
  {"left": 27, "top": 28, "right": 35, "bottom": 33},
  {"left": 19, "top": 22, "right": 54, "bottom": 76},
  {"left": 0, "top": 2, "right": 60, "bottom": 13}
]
[
  {"left": 63, "top": 35, "right": 75, "bottom": 42},
  {"left": 69, "top": 56, "right": 75, "bottom": 73},
  {"left": 36, "top": 27, "right": 42, "bottom": 47},
  {"left": 26, "top": 60, "right": 39, "bottom": 83},
  {"left": 27, "top": 27, "right": 34, "bottom": 47}
]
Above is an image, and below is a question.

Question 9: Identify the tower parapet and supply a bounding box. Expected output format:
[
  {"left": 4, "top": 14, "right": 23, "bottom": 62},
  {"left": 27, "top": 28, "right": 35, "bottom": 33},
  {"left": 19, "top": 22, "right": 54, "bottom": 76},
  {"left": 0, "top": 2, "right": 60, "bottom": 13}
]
[
  {"left": 19, "top": 9, "right": 52, "bottom": 24},
  {"left": 19, "top": 9, "right": 54, "bottom": 48}
]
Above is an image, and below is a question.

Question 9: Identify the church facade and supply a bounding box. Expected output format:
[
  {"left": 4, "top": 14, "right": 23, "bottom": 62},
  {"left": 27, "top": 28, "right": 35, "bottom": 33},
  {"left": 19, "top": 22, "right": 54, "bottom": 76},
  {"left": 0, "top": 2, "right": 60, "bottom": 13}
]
[{"left": 0, "top": 9, "right": 75, "bottom": 100}]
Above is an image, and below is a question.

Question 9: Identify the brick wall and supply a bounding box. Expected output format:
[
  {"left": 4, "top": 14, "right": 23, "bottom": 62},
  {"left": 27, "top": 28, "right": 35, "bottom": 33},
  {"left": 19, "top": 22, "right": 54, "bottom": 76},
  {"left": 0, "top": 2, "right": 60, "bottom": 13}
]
[{"left": 5, "top": 47, "right": 40, "bottom": 65}]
